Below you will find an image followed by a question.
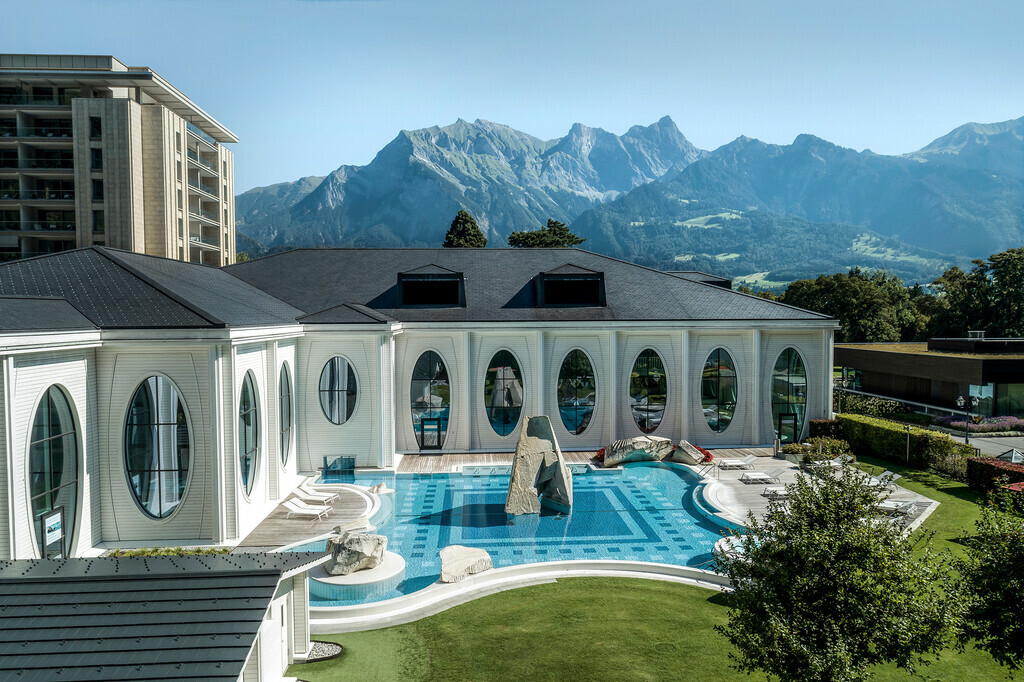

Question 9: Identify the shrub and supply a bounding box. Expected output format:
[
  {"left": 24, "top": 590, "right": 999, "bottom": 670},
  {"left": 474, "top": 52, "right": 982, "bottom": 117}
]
[
  {"left": 781, "top": 436, "right": 852, "bottom": 464},
  {"left": 966, "top": 457, "right": 1024, "bottom": 493},
  {"left": 936, "top": 415, "right": 1024, "bottom": 434},
  {"left": 107, "top": 546, "right": 232, "bottom": 557},
  {"left": 840, "top": 393, "right": 907, "bottom": 418},
  {"left": 837, "top": 413, "right": 974, "bottom": 481},
  {"left": 809, "top": 418, "right": 841, "bottom": 438}
]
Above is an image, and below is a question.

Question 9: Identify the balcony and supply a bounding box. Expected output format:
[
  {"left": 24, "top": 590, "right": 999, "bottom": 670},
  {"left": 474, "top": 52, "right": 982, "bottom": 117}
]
[
  {"left": 0, "top": 221, "right": 76, "bottom": 232},
  {"left": 18, "top": 189, "right": 75, "bottom": 201},
  {"left": 21, "top": 159, "right": 75, "bottom": 170},
  {"left": 17, "top": 127, "right": 74, "bottom": 139},
  {"left": 189, "top": 232, "right": 220, "bottom": 248},
  {"left": 0, "top": 94, "right": 74, "bottom": 107},
  {"left": 186, "top": 148, "right": 218, "bottom": 174},
  {"left": 186, "top": 122, "right": 218, "bottom": 148},
  {"left": 188, "top": 206, "right": 219, "bottom": 223},
  {"left": 187, "top": 178, "right": 219, "bottom": 198}
]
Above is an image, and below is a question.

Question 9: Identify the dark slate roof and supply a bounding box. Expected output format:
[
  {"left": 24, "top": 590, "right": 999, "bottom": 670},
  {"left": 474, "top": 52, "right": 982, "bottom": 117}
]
[
  {"left": 228, "top": 248, "right": 832, "bottom": 324},
  {"left": 0, "top": 248, "right": 302, "bottom": 330},
  {"left": 0, "top": 296, "right": 96, "bottom": 332},
  {"left": 0, "top": 552, "right": 326, "bottom": 681},
  {"left": 664, "top": 270, "right": 733, "bottom": 287}
]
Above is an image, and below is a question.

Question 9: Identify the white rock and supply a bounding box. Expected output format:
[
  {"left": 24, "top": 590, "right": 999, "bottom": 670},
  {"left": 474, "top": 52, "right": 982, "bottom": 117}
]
[
  {"left": 367, "top": 482, "right": 393, "bottom": 494},
  {"left": 505, "top": 415, "right": 573, "bottom": 515},
  {"left": 670, "top": 440, "right": 706, "bottom": 465},
  {"left": 603, "top": 435, "right": 675, "bottom": 467},
  {"left": 440, "top": 545, "right": 493, "bottom": 583},
  {"left": 325, "top": 531, "right": 387, "bottom": 576}
]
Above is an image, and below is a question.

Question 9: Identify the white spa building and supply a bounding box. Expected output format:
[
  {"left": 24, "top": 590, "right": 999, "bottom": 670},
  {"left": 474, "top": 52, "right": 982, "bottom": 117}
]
[{"left": 0, "top": 246, "right": 836, "bottom": 561}]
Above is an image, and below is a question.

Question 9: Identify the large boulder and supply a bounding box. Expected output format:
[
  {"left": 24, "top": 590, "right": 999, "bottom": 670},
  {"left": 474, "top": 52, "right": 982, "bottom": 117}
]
[
  {"left": 670, "top": 440, "right": 706, "bottom": 465},
  {"left": 505, "top": 415, "right": 573, "bottom": 515},
  {"left": 439, "top": 545, "right": 493, "bottom": 583},
  {"left": 325, "top": 531, "right": 387, "bottom": 576},
  {"left": 603, "top": 435, "right": 675, "bottom": 468}
]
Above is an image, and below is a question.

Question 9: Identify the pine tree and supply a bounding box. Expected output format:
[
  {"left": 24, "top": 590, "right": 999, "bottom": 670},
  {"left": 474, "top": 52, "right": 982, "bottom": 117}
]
[
  {"left": 442, "top": 210, "right": 487, "bottom": 248},
  {"left": 507, "top": 219, "right": 585, "bottom": 248}
]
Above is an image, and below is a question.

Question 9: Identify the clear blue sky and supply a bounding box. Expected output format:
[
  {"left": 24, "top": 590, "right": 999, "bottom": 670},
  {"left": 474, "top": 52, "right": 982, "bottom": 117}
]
[{"left": 5, "top": 0, "right": 1023, "bottom": 192}]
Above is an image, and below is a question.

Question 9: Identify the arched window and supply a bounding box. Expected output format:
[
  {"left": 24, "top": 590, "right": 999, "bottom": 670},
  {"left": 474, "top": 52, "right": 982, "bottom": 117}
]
[
  {"left": 557, "top": 349, "right": 596, "bottom": 435},
  {"left": 238, "top": 372, "right": 260, "bottom": 496},
  {"left": 772, "top": 348, "right": 807, "bottom": 443},
  {"left": 411, "top": 351, "right": 450, "bottom": 449},
  {"left": 319, "top": 357, "right": 357, "bottom": 424},
  {"left": 484, "top": 350, "right": 524, "bottom": 436},
  {"left": 702, "top": 349, "right": 738, "bottom": 433},
  {"left": 630, "top": 349, "right": 667, "bottom": 434},
  {"left": 124, "top": 377, "right": 191, "bottom": 518},
  {"left": 29, "top": 385, "right": 77, "bottom": 557},
  {"left": 279, "top": 363, "right": 293, "bottom": 465}
]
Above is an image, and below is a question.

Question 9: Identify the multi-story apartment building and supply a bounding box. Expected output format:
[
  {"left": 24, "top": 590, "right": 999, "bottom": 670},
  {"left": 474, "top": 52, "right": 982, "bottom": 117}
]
[{"left": 0, "top": 54, "right": 236, "bottom": 265}]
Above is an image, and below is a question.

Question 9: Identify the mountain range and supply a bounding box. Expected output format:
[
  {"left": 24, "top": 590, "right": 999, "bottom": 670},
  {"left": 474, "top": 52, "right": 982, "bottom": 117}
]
[{"left": 235, "top": 115, "right": 1024, "bottom": 286}]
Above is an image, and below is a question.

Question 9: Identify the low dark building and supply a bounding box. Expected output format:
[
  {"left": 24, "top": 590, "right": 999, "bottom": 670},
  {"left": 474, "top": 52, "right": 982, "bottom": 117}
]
[{"left": 835, "top": 337, "right": 1024, "bottom": 417}]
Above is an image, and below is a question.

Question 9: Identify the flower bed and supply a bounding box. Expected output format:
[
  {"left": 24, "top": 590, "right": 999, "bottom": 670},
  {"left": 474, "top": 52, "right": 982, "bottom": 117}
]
[{"left": 934, "top": 415, "right": 1024, "bottom": 433}]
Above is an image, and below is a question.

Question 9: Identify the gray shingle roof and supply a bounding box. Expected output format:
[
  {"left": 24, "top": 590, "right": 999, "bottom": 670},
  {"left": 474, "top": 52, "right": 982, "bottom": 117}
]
[
  {"left": 0, "top": 296, "right": 96, "bottom": 332},
  {"left": 228, "top": 248, "right": 832, "bottom": 323},
  {"left": 0, "top": 553, "right": 326, "bottom": 681},
  {"left": 0, "top": 248, "right": 302, "bottom": 330}
]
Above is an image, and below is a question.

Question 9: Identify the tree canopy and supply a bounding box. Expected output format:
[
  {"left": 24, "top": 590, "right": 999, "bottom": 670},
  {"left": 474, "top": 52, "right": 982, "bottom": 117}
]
[
  {"left": 507, "top": 219, "right": 585, "bottom": 248},
  {"left": 716, "top": 468, "right": 956, "bottom": 681},
  {"left": 955, "top": 487, "right": 1024, "bottom": 673},
  {"left": 442, "top": 209, "right": 487, "bottom": 248}
]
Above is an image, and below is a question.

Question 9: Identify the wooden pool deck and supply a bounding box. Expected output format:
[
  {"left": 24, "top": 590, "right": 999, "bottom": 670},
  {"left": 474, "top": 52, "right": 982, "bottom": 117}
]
[{"left": 236, "top": 485, "right": 371, "bottom": 550}]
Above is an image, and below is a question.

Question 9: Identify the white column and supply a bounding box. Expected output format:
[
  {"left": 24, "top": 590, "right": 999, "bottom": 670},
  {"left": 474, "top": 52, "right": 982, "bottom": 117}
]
[
  {"left": 825, "top": 329, "right": 835, "bottom": 418},
  {"left": 377, "top": 334, "right": 388, "bottom": 468},
  {"left": 208, "top": 345, "right": 226, "bottom": 544},
  {"left": 459, "top": 331, "right": 472, "bottom": 451},
  {"left": 535, "top": 331, "right": 546, "bottom": 418},
  {"left": 751, "top": 329, "right": 761, "bottom": 445},
  {"left": 605, "top": 331, "right": 618, "bottom": 445},
  {"left": 680, "top": 329, "right": 690, "bottom": 443},
  {"left": 3, "top": 355, "right": 17, "bottom": 558}
]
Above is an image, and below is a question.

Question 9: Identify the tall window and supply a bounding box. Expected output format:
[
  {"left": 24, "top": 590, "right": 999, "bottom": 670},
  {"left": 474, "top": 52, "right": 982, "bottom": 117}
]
[
  {"left": 772, "top": 348, "right": 807, "bottom": 443},
  {"left": 89, "top": 116, "right": 101, "bottom": 139},
  {"left": 702, "top": 349, "right": 738, "bottom": 433},
  {"left": 279, "top": 363, "right": 293, "bottom": 465},
  {"left": 92, "top": 210, "right": 104, "bottom": 234},
  {"left": 319, "top": 357, "right": 357, "bottom": 424},
  {"left": 484, "top": 350, "right": 524, "bottom": 436},
  {"left": 29, "top": 386, "right": 77, "bottom": 557},
  {"left": 630, "top": 348, "right": 667, "bottom": 434},
  {"left": 238, "top": 372, "right": 259, "bottom": 496},
  {"left": 91, "top": 179, "right": 103, "bottom": 201},
  {"left": 124, "top": 377, "right": 191, "bottom": 518},
  {"left": 411, "top": 351, "right": 450, "bottom": 449},
  {"left": 90, "top": 147, "right": 102, "bottom": 170},
  {"left": 557, "top": 349, "right": 596, "bottom": 435}
]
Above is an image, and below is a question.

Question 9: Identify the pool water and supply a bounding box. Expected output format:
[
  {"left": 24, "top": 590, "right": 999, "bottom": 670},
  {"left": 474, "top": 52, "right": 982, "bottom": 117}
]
[{"left": 297, "top": 462, "right": 730, "bottom": 606}]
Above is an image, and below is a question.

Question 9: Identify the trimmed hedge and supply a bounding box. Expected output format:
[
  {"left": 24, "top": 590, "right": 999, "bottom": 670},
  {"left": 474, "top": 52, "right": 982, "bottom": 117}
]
[
  {"left": 966, "top": 457, "right": 1024, "bottom": 493},
  {"left": 836, "top": 413, "right": 974, "bottom": 481},
  {"left": 809, "top": 419, "right": 841, "bottom": 438}
]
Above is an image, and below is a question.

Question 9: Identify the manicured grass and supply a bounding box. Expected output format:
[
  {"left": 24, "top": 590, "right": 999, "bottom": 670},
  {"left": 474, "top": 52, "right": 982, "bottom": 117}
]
[{"left": 290, "top": 462, "right": 1007, "bottom": 681}]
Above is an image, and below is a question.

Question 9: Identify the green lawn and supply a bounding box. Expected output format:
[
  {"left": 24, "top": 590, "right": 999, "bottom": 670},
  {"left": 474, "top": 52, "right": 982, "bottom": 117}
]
[{"left": 290, "top": 461, "right": 1007, "bottom": 681}]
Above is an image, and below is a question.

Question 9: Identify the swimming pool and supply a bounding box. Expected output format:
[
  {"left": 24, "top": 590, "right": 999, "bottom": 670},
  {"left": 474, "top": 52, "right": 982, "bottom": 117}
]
[{"left": 293, "top": 462, "right": 731, "bottom": 606}]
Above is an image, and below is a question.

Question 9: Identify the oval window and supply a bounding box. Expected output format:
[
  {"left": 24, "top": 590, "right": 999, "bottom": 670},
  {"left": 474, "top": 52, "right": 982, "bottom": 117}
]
[
  {"left": 319, "top": 357, "right": 357, "bottom": 424},
  {"left": 29, "top": 385, "right": 78, "bottom": 557},
  {"left": 238, "top": 371, "right": 260, "bottom": 496},
  {"left": 557, "top": 349, "right": 596, "bottom": 435},
  {"left": 630, "top": 349, "right": 667, "bottom": 434},
  {"left": 124, "top": 377, "right": 191, "bottom": 518},
  {"left": 702, "top": 349, "right": 738, "bottom": 433},
  {"left": 484, "top": 350, "right": 524, "bottom": 436},
  {"left": 411, "top": 351, "right": 450, "bottom": 449},
  {"left": 279, "top": 363, "right": 293, "bottom": 465},
  {"left": 771, "top": 348, "right": 807, "bottom": 443}
]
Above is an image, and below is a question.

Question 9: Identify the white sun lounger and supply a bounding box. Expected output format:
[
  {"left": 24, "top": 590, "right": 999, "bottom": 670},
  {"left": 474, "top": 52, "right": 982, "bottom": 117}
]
[
  {"left": 298, "top": 483, "right": 340, "bottom": 503},
  {"left": 740, "top": 468, "right": 786, "bottom": 484},
  {"left": 863, "top": 470, "right": 902, "bottom": 491},
  {"left": 877, "top": 499, "right": 917, "bottom": 516},
  {"left": 718, "top": 454, "right": 758, "bottom": 470},
  {"left": 762, "top": 486, "right": 789, "bottom": 500},
  {"left": 284, "top": 499, "right": 331, "bottom": 522}
]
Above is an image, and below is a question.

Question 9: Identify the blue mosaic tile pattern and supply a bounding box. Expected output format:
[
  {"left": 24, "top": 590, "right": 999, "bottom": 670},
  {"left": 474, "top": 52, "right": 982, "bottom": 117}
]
[{"left": 302, "top": 463, "right": 728, "bottom": 606}]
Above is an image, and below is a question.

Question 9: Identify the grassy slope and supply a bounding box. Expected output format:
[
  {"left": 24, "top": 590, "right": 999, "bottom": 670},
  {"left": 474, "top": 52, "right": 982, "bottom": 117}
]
[{"left": 290, "top": 459, "right": 1006, "bottom": 681}]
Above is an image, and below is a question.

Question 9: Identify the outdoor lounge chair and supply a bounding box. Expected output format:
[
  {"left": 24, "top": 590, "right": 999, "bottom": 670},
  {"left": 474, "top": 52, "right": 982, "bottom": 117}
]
[
  {"left": 718, "top": 454, "right": 758, "bottom": 470},
  {"left": 298, "top": 483, "right": 340, "bottom": 503},
  {"left": 761, "top": 486, "right": 789, "bottom": 500},
  {"left": 293, "top": 490, "right": 333, "bottom": 509},
  {"left": 863, "top": 470, "right": 902, "bottom": 491},
  {"left": 284, "top": 499, "right": 331, "bottom": 522},
  {"left": 740, "top": 468, "right": 786, "bottom": 484},
  {"left": 877, "top": 499, "right": 917, "bottom": 516},
  {"left": 807, "top": 454, "right": 854, "bottom": 475}
]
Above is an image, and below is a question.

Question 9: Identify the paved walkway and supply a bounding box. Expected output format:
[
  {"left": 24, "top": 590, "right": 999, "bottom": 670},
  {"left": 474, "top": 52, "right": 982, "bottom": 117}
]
[
  {"left": 945, "top": 433, "right": 1024, "bottom": 458},
  {"left": 695, "top": 448, "right": 937, "bottom": 529},
  {"left": 236, "top": 483, "right": 372, "bottom": 549}
]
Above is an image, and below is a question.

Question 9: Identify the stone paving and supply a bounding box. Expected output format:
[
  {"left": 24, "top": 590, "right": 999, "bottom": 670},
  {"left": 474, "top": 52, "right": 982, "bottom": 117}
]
[{"left": 699, "top": 448, "right": 938, "bottom": 530}]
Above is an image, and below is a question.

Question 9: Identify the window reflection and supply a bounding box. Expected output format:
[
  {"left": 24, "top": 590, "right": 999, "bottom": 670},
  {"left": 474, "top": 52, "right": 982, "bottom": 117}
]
[
  {"left": 557, "top": 349, "right": 596, "bottom": 435},
  {"left": 702, "top": 349, "right": 737, "bottom": 433},
  {"left": 771, "top": 348, "right": 806, "bottom": 443},
  {"left": 630, "top": 349, "right": 666, "bottom": 434},
  {"left": 124, "top": 377, "right": 190, "bottom": 518},
  {"left": 412, "top": 351, "right": 450, "bottom": 449},
  {"left": 29, "top": 386, "right": 77, "bottom": 557},
  {"left": 484, "top": 350, "right": 524, "bottom": 436}
]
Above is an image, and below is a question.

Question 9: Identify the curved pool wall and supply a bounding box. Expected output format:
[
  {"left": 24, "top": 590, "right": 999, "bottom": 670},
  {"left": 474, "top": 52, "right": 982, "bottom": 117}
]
[{"left": 293, "top": 462, "right": 736, "bottom": 607}]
